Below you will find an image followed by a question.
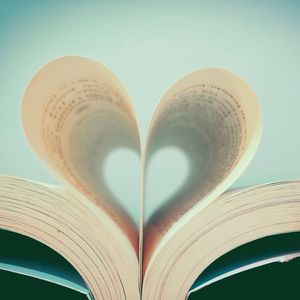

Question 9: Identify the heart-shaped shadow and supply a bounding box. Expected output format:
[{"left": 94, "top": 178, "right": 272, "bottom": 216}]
[
  {"left": 144, "top": 146, "right": 189, "bottom": 222},
  {"left": 104, "top": 147, "right": 140, "bottom": 226}
]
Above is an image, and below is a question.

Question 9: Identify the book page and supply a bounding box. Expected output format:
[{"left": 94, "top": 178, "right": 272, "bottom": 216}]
[
  {"left": 0, "top": 175, "right": 140, "bottom": 300},
  {"left": 143, "top": 68, "right": 262, "bottom": 264},
  {"left": 142, "top": 180, "right": 300, "bottom": 299},
  {"left": 22, "top": 57, "right": 140, "bottom": 249}
]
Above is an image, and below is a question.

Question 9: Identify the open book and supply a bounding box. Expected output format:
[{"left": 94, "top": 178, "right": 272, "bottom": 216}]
[{"left": 0, "top": 56, "right": 299, "bottom": 299}]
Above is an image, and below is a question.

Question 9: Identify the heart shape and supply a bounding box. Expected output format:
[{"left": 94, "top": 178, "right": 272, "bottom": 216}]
[
  {"left": 104, "top": 147, "right": 140, "bottom": 226},
  {"left": 144, "top": 146, "right": 189, "bottom": 222},
  {"left": 22, "top": 57, "right": 261, "bottom": 243}
]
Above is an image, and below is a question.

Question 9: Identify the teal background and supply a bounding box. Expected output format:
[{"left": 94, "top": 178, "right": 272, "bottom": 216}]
[
  {"left": 0, "top": 0, "right": 300, "bottom": 221},
  {"left": 0, "top": 1, "right": 300, "bottom": 298}
]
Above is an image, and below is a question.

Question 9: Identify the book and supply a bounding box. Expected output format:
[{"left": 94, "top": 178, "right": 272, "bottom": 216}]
[{"left": 0, "top": 56, "right": 299, "bottom": 299}]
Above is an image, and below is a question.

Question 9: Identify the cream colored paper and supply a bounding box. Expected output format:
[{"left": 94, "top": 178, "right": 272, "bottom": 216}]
[
  {"left": 22, "top": 57, "right": 141, "bottom": 248},
  {"left": 143, "top": 68, "right": 262, "bottom": 264}
]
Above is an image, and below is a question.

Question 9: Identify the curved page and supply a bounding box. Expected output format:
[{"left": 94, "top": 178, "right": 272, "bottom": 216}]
[
  {"left": 22, "top": 57, "right": 140, "bottom": 248},
  {"left": 143, "top": 68, "right": 262, "bottom": 263}
]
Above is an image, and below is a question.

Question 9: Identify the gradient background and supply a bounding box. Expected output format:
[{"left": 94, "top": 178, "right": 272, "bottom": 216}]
[
  {"left": 0, "top": 1, "right": 300, "bottom": 298},
  {"left": 0, "top": 0, "right": 300, "bottom": 221}
]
